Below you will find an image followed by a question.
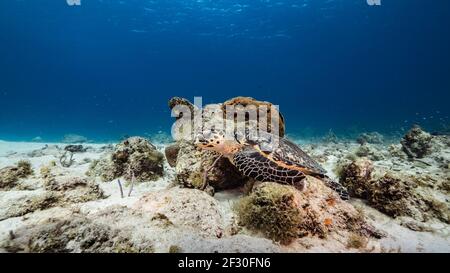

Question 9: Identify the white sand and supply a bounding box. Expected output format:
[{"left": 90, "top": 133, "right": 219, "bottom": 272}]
[{"left": 0, "top": 139, "right": 449, "bottom": 253}]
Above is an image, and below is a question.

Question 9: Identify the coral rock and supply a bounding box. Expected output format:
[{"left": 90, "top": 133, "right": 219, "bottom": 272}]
[
  {"left": 355, "top": 144, "right": 384, "bottom": 161},
  {"left": 0, "top": 161, "right": 33, "bottom": 190},
  {"left": 235, "top": 180, "right": 378, "bottom": 245},
  {"left": 174, "top": 141, "right": 247, "bottom": 191},
  {"left": 339, "top": 158, "right": 374, "bottom": 198},
  {"left": 164, "top": 142, "right": 180, "bottom": 168},
  {"left": 222, "top": 96, "right": 286, "bottom": 137},
  {"left": 401, "top": 125, "right": 433, "bottom": 158},
  {"left": 134, "top": 187, "right": 224, "bottom": 237},
  {"left": 88, "top": 137, "right": 164, "bottom": 182}
]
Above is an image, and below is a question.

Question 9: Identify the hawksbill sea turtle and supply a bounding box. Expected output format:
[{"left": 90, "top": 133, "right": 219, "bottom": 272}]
[{"left": 195, "top": 129, "right": 350, "bottom": 200}]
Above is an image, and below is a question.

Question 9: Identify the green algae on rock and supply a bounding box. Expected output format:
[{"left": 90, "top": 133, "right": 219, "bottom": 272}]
[{"left": 234, "top": 182, "right": 301, "bottom": 245}]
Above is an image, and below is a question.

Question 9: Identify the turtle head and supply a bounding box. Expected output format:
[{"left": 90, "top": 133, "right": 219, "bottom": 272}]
[{"left": 195, "top": 129, "right": 241, "bottom": 156}]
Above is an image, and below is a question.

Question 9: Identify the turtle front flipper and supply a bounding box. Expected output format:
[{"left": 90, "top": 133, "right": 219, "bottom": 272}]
[
  {"left": 233, "top": 148, "right": 307, "bottom": 189},
  {"left": 319, "top": 176, "right": 350, "bottom": 200}
]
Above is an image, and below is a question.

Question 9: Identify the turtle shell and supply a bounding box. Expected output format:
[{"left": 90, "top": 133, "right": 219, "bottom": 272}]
[{"left": 240, "top": 131, "right": 326, "bottom": 176}]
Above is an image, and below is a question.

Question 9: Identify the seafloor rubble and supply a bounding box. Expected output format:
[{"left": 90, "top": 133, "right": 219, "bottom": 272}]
[{"left": 0, "top": 98, "right": 449, "bottom": 253}]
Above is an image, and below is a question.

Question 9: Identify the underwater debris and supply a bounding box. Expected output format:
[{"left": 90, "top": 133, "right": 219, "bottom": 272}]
[
  {"left": 61, "top": 134, "right": 89, "bottom": 144},
  {"left": 164, "top": 142, "right": 180, "bottom": 167},
  {"left": 401, "top": 125, "right": 433, "bottom": 159},
  {"left": 0, "top": 160, "right": 34, "bottom": 190},
  {"left": 88, "top": 137, "right": 164, "bottom": 183},
  {"left": 357, "top": 132, "right": 384, "bottom": 145},
  {"left": 59, "top": 151, "right": 74, "bottom": 168},
  {"left": 338, "top": 158, "right": 374, "bottom": 199}
]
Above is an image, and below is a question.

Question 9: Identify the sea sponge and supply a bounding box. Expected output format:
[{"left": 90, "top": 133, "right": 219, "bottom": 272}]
[
  {"left": 401, "top": 125, "right": 433, "bottom": 158},
  {"left": 0, "top": 160, "right": 34, "bottom": 190},
  {"left": 234, "top": 182, "right": 301, "bottom": 245}
]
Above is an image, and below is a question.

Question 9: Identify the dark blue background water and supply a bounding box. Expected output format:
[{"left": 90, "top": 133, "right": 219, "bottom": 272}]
[{"left": 1, "top": 0, "right": 449, "bottom": 142}]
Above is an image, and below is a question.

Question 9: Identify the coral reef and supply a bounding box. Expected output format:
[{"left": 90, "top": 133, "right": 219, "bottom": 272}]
[
  {"left": 0, "top": 160, "right": 33, "bottom": 190},
  {"left": 88, "top": 137, "right": 164, "bottom": 182},
  {"left": 401, "top": 125, "right": 433, "bottom": 158}
]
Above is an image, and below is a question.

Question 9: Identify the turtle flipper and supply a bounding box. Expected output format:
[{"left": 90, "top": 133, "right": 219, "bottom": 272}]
[
  {"left": 233, "top": 148, "right": 306, "bottom": 188},
  {"left": 320, "top": 176, "right": 350, "bottom": 200}
]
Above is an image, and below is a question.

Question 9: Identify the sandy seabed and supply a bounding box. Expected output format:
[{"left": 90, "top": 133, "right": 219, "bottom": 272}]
[{"left": 0, "top": 137, "right": 449, "bottom": 253}]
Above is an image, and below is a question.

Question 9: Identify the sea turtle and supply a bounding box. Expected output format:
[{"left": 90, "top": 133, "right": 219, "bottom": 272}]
[{"left": 195, "top": 129, "right": 349, "bottom": 200}]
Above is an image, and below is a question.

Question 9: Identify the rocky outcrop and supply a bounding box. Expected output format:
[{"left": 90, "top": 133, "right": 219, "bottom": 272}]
[
  {"left": 355, "top": 144, "right": 385, "bottom": 161},
  {"left": 168, "top": 96, "right": 287, "bottom": 193},
  {"left": 174, "top": 141, "right": 247, "bottom": 192},
  {"left": 0, "top": 161, "right": 33, "bottom": 190},
  {"left": 2, "top": 209, "right": 153, "bottom": 253},
  {"left": 0, "top": 190, "right": 60, "bottom": 221},
  {"left": 339, "top": 158, "right": 374, "bottom": 198},
  {"left": 235, "top": 180, "right": 381, "bottom": 245},
  {"left": 87, "top": 137, "right": 164, "bottom": 182},
  {"left": 338, "top": 158, "right": 449, "bottom": 225},
  {"left": 401, "top": 125, "right": 433, "bottom": 158},
  {"left": 222, "top": 96, "right": 285, "bottom": 137},
  {"left": 134, "top": 187, "right": 224, "bottom": 237},
  {"left": 164, "top": 143, "right": 180, "bottom": 168}
]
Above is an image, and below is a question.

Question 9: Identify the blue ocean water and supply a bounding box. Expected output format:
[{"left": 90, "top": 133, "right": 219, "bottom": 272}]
[{"left": 0, "top": 0, "right": 449, "bottom": 142}]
